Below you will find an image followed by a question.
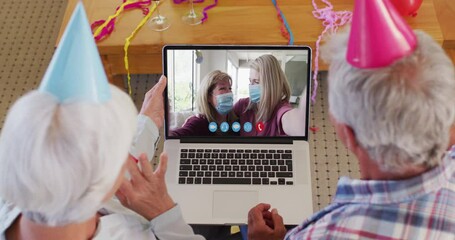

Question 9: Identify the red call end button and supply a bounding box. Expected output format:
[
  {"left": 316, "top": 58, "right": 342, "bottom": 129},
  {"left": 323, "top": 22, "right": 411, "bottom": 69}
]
[{"left": 256, "top": 122, "right": 264, "bottom": 132}]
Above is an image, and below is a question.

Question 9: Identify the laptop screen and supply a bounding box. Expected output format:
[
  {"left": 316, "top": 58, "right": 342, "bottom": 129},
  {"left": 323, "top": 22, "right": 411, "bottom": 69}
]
[{"left": 163, "top": 45, "right": 311, "bottom": 141}]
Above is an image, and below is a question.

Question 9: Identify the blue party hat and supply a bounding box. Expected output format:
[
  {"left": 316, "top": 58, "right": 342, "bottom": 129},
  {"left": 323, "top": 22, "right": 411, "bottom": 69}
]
[{"left": 39, "top": 2, "right": 111, "bottom": 102}]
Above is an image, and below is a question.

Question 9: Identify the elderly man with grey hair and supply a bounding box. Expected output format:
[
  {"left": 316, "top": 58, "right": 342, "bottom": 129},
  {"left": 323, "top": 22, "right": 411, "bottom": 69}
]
[{"left": 245, "top": 29, "right": 455, "bottom": 240}]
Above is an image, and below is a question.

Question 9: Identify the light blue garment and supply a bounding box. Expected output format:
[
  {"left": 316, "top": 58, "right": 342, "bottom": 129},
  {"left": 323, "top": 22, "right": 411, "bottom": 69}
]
[
  {"left": 38, "top": 3, "right": 111, "bottom": 103},
  {"left": 0, "top": 199, "right": 205, "bottom": 240},
  {"left": 129, "top": 115, "right": 160, "bottom": 162},
  {"left": 249, "top": 84, "right": 261, "bottom": 103},
  {"left": 215, "top": 92, "right": 234, "bottom": 115}
]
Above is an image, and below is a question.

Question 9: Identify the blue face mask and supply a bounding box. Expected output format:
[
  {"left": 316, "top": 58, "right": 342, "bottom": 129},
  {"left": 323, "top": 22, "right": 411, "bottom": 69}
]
[
  {"left": 249, "top": 84, "right": 261, "bottom": 103},
  {"left": 215, "top": 92, "right": 234, "bottom": 115}
]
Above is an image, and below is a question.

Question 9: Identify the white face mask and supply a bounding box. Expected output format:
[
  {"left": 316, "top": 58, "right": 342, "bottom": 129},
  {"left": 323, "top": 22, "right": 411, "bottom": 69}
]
[
  {"left": 249, "top": 84, "right": 261, "bottom": 103},
  {"left": 215, "top": 92, "right": 234, "bottom": 115}
]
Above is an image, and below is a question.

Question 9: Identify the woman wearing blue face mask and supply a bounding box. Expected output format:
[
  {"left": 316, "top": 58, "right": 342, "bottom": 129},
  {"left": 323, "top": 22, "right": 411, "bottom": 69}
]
[
  {"left": 233, "top": 54, "right": 306, "bottom": 136},
  {"left": 170, "top": 70, "right": 238, "bottom": 136}
]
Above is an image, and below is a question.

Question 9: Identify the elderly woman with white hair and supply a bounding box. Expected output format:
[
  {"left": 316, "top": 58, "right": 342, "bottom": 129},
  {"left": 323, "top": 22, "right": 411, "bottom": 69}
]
[
  {"left": 0, "top": 3, "right": 204, "bottom": 239},
  {"left": 0, "top": 76, "right": 206, "bottom": 240}
]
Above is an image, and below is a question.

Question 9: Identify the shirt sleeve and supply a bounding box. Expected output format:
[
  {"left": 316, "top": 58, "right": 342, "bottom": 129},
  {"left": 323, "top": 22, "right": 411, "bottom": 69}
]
[
  {"left": 150, "top": 204, "right": 205, "bottom": 240},
  {"left": 170, "top": 116, "right": 209, "bottom": 137},
  {"left": 129, "top": 114, "right": 160, "bottom": 162},
  {"left": 276, "top": 102, "right": 293, "bottom": 135},
  {"left": 0, "top": 199, "right": 21, "bottom": 237}
]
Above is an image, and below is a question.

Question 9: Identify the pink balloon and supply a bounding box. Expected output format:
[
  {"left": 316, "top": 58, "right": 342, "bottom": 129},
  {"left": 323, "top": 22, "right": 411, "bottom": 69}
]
[{"left": 389, "top": 0, "right": 423, "bottom": 17}]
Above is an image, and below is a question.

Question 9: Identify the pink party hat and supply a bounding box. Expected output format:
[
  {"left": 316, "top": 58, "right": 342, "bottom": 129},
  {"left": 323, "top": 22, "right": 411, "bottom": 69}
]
[{"left": 347, "top": 0, "right": 417, "bottom": 68}]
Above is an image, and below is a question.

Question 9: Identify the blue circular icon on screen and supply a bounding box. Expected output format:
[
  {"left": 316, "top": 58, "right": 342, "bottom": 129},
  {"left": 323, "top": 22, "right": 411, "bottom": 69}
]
[
  {"left": 232, "top": 122, "right": 241, "bottom": 132},
  {"left": 220, "top": 122, "right": 229, "bottom": 133},
  {"left": 208, "top": 122, "right": 218, "bottom": 132},
  {"left": 243, "top": 122, "right": 253, "bottom": 132}
]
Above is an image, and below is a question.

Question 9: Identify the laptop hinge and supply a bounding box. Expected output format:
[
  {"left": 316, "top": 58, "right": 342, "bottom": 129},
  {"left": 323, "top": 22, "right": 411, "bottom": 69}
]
[{"left": 179, "top": 137, "right": 293, "bottom": 144}]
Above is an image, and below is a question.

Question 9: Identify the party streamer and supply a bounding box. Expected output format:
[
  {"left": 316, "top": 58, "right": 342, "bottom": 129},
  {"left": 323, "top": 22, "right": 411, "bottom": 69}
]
[
  {"left": 201, "top": 0, "right": 218, "bottom": 23},
  {"left": 311, "top": 0, "right": 352, "bottom": 103},
  {"left": 309, "top": 126, "right": 320, "bottom": 134},
  {"left": 92, "top": 0, "right": 152, "bottom": 42},
  {"left": 173, "top": 0, "right": 204, "bottom": 4},
  {"left": 272, "top": 0, "right": 294, "bottom": 45},
  {"left": 173, "top": 0, "right": 217, "bottom": 23},
  {"left": 124, "top": 3, "right": 158, "bottom": 96}
]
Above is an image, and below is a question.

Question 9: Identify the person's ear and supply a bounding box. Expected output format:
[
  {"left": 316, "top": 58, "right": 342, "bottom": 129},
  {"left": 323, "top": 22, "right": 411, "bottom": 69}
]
[
  {"left": 330, "top": 114, "right": 358, "bottom": 152},
  {"left": 449, "top": 123, "right": 455, "bottom": 150},
  {"left": 340, "top": 124, "right": 358, "bottom": 152}
]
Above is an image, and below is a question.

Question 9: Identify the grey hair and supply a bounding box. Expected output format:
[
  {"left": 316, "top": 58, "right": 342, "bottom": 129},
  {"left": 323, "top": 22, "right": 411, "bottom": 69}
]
[
  {"left": 0, "top": 85, "right": 137, "bottom": 226},
  {"left": 322, "top": 30, "right": 455, "bottom": 172}
]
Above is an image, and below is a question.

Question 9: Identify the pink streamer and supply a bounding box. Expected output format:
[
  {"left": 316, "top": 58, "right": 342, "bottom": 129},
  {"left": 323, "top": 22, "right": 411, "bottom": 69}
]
[
  {"left": 173, "top": 0, "right": 204, "bottom": 4},
  {"left": 124, "top": 0, "right": 152, "bottom": 9},
  {"left": 173, "top": 0, "right": 215, "bottom": 23},
  {"left": 92, "top": 20, "right": 117, "bottom": 41},
  {"left": 311, "top": 0, "right": 352, "bottom": 103},
  {"left": 201, "top": 0, "right": 218, "bottom": 23},
  {"left": 91, "top": 0, "right": 152, "bottom": 42}
]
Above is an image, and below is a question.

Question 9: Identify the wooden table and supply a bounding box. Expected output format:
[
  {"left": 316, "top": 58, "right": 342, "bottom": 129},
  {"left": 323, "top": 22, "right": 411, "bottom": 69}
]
[
  {"left": 58, "top": 0, "right": 445, "bottom": 87},
  {"left": 433, "top": 0, "right": 455, "bottom": 64}
]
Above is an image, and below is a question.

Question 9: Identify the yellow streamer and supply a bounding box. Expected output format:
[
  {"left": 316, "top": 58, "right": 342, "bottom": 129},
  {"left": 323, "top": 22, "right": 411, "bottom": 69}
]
[
  {"left": 124, "top": 3, "right": 157, "bottom": 96},
  {"left": 93, "top": 1, "right": 135, "bottom": 37}
]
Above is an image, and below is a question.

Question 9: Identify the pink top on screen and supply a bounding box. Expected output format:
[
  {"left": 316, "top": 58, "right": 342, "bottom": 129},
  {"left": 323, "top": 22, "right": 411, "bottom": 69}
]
[{"left": 233, "top": 98, "right": 293, "bottom": 137}]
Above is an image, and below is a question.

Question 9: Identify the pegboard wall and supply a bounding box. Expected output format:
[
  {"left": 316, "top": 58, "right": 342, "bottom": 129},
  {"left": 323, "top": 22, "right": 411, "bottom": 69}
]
[
  {"left": 0, "top": 0, "right": 67, "bottom": 129},
  {"left": 0, "top": 0, "right": 359, "bottom": 213},
  {"left": 308, "top": 72, "right": 360, "bottom": 210}
]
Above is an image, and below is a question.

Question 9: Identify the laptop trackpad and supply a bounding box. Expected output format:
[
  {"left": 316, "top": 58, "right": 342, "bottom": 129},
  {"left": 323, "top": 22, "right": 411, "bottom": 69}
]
[{"left": 212, "top": 191, "right": 258, "bottom": 219}]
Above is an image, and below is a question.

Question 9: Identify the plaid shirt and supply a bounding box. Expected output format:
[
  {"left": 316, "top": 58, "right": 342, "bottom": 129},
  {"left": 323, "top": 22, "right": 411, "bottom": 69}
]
[{"left": 286, "top": 147, "right": 455, "bottom": 240}]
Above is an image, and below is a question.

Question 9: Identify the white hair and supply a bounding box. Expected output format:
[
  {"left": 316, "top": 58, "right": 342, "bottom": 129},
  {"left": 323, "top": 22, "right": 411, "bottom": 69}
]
[
  {"left": 322, "top": 30, "right": 455, "bottom": 172},
  {"left": 0, "top": 85, "right": 137, "bottom": 226}
]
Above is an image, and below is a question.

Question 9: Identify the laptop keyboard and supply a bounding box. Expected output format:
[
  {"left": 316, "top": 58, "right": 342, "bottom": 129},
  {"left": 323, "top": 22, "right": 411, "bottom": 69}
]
[{"left": 178, "top": 148, "right": 294, "bottom": 185}]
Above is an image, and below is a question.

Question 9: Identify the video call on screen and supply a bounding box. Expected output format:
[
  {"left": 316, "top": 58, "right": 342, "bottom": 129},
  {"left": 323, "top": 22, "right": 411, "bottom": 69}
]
[{"left": 166, "top": 48, "right": 309, "bottom": 138}]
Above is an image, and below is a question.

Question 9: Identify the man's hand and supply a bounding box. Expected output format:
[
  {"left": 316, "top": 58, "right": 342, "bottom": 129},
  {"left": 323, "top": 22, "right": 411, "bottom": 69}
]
[
  {"left": 140, "top": 75, "right": 167, "bottom": 129},
  {"left": 248, "top": 203, "right": 287, "bottom": 240},
  {"left": 116, "top": 153, "right": 175, "bottom": 221}
]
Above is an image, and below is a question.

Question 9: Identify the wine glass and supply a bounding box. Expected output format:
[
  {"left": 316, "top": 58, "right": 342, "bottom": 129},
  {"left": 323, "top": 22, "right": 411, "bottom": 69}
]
[
  {"left": 182, "top": 0, "right": 203, "bottom": 25},
  {"left": 148, "top": 0, "right": 171, "bottom": 31}
]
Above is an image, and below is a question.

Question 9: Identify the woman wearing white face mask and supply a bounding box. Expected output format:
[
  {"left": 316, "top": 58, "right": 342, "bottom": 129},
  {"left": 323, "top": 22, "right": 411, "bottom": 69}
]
[
  {"left": 233, "top": 54, "right": 306, "bottom": 136},
  {"left": 170, "top": 70, "right": 239, "bottom": 136}
]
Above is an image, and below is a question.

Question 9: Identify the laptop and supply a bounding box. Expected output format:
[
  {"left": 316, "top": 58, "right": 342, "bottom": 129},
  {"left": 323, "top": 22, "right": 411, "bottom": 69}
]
[{"left": 163, "top": 45, "right": 313, "bottom": 225}]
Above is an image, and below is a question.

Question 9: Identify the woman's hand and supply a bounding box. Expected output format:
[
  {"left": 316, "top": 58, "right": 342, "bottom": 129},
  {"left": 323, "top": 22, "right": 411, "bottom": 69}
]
[
  {"left": 140, "top": 75, "right": 167, "bottom": 129},
  {"left": 116, "top": 153, "right": 175, "bottom": 221}
]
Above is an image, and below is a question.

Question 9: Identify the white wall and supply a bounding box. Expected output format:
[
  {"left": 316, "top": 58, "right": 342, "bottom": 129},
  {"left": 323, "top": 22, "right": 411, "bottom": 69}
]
[{"left": 199, "top": 50, "right": 228, "bottom": 83}]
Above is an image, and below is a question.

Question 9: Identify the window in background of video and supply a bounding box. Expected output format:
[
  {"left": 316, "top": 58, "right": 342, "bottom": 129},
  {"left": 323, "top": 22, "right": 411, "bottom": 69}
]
[
  {"left": 227, "top": 57, "right": 250, "bottom": 101},
  {"left": 237, "top": 68, "right": 250, "bottom": 100},
  {"left": 168, "top": 50, "right": 200, "bottom": 112},
  {"left": 226, "top": 59, "right": 238, "bottom": 101}
]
